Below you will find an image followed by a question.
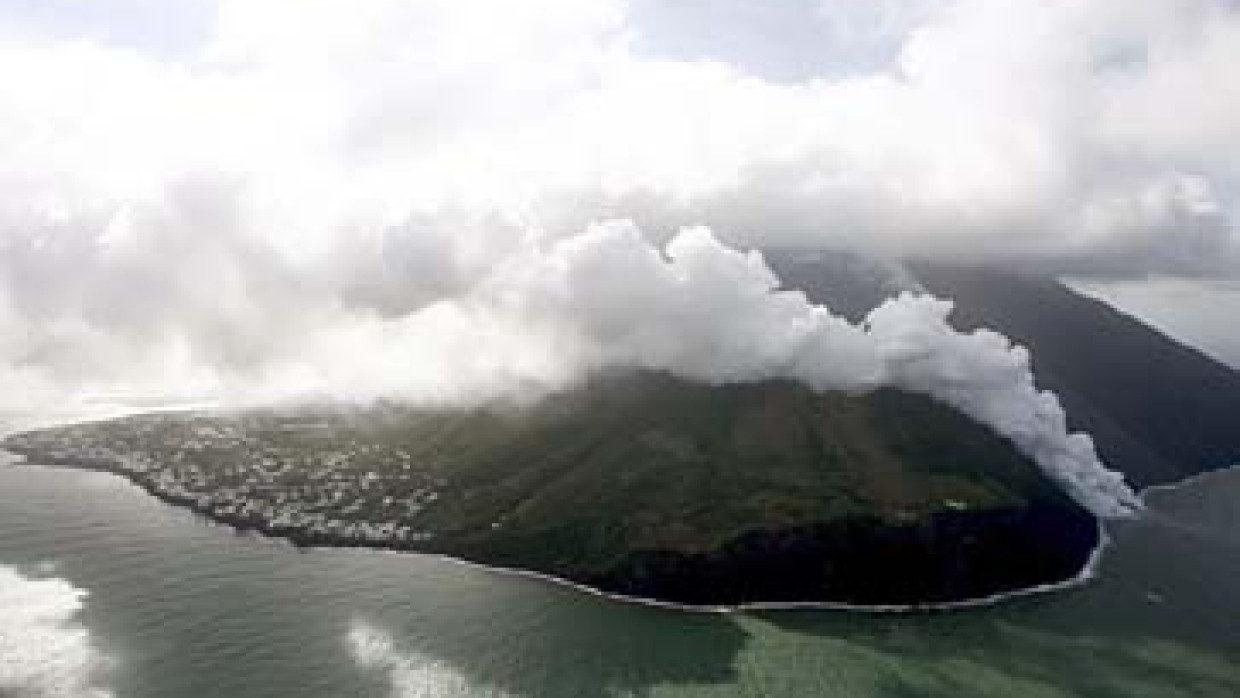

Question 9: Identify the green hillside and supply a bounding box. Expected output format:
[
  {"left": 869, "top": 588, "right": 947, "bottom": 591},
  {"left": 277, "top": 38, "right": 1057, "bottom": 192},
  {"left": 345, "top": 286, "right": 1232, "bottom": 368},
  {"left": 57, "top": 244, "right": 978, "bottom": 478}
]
[
  {"left": 387, "top": 374, "right": 1073, "bottom": 555},
  {"left": 4, "top": 371, "right": 1098, "bottom": 606}
]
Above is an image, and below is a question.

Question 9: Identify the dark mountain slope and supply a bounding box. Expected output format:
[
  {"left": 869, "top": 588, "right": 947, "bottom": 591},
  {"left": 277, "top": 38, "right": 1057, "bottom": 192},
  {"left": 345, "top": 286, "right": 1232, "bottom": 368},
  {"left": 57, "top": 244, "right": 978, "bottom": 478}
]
[
  {"left": 412, "top": 375, "right": 1096, "bottom": 605},
  {"left": 764, "top": 251, "right": 1240, "bottom": 489},
  {"left": 765, "top": 250, "right": 903, "bottom": 323},
  {"left": 911, "top": 266, "right": 1240, "bottom": 489}
]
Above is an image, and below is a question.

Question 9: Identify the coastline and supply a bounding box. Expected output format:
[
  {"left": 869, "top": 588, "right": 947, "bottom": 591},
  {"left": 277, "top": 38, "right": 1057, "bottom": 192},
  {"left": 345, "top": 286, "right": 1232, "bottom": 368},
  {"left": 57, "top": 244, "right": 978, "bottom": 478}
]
[
  {"left": 411, "top": 523, "right": 1111, "bottom": 615},
  {"left": 1138, "top": 463, "right": 1240, "bottom": 501},
  {"left": 2, "top": 446, "right": 1109, "bottom": 615}
]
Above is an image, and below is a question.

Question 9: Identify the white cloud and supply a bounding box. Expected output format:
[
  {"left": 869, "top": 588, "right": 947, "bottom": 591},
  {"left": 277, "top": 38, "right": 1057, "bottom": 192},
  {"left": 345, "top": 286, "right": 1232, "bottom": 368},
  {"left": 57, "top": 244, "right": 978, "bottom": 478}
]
[
  {"left": 3, "top": 0, "right": 1237, "bottom": 275},
  {"left": 0, "top": 0, "right": 1232, "bottom": 511}
]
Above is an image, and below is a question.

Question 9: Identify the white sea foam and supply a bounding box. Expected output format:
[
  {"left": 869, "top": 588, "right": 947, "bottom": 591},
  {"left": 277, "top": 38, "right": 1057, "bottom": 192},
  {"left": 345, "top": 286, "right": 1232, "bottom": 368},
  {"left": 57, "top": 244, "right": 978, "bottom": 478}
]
[
  {"left": 347, "top": 619, "right": 516, "bottom": 698},
  {"left": 0, "top": 565, "right": 113, "bottom": 698}
]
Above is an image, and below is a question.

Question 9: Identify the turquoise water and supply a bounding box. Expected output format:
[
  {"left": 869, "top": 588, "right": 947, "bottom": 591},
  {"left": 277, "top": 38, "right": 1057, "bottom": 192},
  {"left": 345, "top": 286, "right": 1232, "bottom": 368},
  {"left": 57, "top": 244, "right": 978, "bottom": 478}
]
[{"left": 1, "top": 462, "right": 1237, "bottom": 698}]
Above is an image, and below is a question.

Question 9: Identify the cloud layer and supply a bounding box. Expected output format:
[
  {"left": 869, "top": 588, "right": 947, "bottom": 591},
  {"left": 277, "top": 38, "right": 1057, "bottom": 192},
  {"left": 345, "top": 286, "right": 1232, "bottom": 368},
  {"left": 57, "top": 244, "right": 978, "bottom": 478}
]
[
  {"left": 2, "top": 0, "right": 1236, "bottom": 387},
  {"left": 4, "top": 0, "right": 1232, "bottom": 513}
]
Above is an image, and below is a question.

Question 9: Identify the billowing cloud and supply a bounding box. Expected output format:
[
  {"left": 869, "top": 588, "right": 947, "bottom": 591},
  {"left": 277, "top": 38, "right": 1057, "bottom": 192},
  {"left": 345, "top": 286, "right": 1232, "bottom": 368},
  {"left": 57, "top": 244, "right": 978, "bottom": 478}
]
[
  {"left": 0, "top": 565, "right": 113, "bottom": 698},
  {"left": 3, "top": 0, "right": 1237, "bottom": 275},
  {"left": 472, "top": 222, "right": 1140, "bottom": 514},
  {"left": 4, "top": 0, "right": 1233, "bottom": 512}
]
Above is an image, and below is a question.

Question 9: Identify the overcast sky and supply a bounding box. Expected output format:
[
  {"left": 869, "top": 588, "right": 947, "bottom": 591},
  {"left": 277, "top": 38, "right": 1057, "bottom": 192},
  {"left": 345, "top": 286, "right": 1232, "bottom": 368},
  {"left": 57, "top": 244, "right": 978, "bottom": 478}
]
[{"left": 1, "top": 0, "right": 1238, "bottom": 423}]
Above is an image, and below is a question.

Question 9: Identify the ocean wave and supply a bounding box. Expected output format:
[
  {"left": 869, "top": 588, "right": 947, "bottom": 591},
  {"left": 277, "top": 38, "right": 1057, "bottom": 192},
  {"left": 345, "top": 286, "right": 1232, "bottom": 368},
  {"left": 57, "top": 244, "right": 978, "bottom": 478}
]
[
  {"left": 0, "top": 564, "right": 113, "bottom": 698},
  {"left": 347, "top": 619, "right": 516, "bottom": 698}
]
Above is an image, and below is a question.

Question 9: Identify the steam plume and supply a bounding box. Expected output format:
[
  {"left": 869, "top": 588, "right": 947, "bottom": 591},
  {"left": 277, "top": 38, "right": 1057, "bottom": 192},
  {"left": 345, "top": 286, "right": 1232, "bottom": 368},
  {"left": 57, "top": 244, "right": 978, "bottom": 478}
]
[{"left": 458, "top": 221, "right": 1141, "bottom": 516}]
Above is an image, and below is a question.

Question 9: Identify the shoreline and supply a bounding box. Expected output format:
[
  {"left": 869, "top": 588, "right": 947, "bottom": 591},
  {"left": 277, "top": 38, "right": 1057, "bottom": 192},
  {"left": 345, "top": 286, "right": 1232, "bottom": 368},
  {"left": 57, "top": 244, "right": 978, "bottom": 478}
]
[
  {"left": 407, "top": 523, "right": 1111, "bottom": 615},
  {"left": 1138, "top": 464, "right": 1240, "bottom": 502},
  {"left": 2, "top": 447, "right": 1109, "bottom": 615}
]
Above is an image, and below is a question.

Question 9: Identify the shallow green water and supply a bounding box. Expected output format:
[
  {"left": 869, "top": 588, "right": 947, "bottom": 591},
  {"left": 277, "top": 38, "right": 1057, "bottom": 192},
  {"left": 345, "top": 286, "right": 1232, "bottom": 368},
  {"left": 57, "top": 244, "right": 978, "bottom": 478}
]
[{"left": 0, "top": 462, "right": 1237, "bottom": 698}]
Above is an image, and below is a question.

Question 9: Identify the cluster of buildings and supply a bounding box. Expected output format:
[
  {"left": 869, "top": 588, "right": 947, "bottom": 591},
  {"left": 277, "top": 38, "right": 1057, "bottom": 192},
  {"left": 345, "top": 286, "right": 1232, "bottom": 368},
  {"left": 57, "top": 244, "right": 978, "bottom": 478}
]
[{"left": 3, "top": 413, "right": 446, "bottom": 547}]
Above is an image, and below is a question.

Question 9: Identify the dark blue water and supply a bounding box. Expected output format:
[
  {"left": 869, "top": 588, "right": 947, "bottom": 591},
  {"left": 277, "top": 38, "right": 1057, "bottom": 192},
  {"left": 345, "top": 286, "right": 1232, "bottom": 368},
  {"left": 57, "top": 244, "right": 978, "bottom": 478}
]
[{"left": 1, "top": 462, "right": 1237, "bottom": 698}]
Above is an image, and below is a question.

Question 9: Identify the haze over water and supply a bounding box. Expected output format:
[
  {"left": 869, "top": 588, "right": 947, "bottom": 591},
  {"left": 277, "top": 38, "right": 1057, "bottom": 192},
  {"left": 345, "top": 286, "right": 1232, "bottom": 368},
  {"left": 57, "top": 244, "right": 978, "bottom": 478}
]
[{"left": 1, "top": 460, "right": 1237, "bottom": 698}]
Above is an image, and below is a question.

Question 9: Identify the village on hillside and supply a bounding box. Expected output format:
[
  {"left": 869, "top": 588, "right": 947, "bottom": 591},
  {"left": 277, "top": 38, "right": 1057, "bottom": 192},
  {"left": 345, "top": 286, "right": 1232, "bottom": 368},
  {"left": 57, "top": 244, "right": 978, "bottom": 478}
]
[{"left": 2, "top": 411, "right": 448, "bottom": 546}]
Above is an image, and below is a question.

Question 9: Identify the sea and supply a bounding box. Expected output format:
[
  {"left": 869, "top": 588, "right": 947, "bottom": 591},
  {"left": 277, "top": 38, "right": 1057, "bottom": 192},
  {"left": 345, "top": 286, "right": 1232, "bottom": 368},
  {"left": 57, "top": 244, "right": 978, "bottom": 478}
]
[{"left": 1, "top": 455, "right": 1238, "bottom": 698}]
